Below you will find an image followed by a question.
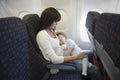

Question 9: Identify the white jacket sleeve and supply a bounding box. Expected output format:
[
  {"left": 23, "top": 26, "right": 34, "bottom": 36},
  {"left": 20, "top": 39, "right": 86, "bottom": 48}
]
[{"left": 36, "top": 31, "right": 64, "bottom": 64}]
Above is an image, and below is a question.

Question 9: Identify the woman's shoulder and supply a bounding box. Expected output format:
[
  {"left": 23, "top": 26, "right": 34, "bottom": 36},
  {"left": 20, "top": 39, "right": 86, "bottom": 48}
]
[
  {"left": 37, "top": 30, "right": 47, "bottom": 36},
  {"left": 36, "top": 30, "right": 50, "bottom": 42},
  {"left": 37, "top": 30, "right": 45, "bottom": 34}
]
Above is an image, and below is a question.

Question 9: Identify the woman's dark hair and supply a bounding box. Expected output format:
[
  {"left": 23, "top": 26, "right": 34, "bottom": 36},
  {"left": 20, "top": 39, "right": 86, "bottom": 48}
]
[{"left": 39, "top": 7, "right": 61, "bottom": 30}]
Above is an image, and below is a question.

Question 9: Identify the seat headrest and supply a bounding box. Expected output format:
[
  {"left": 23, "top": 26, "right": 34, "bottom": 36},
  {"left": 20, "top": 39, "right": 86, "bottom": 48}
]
[
  {"left": 23, "top": 14, "right": 40, "bottom": 37},
  {"left": 86, "top": 11, "right": 100, "bottom": 35}
]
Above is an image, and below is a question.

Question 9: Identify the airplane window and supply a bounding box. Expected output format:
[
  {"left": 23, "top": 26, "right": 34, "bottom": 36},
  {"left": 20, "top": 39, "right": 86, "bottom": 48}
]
[
  {"left": 80, "top": 19, "right": 90, "bottom": 42},
  {"left": 57, "top": 9, "right": 90, "bottom": 43},
  {"left": 80, "top": 13, "right": 90, "bottom": 42}
]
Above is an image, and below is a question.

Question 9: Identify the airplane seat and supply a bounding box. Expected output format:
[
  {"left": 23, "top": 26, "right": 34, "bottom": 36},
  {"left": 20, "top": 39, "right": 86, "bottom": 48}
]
[
  {"left": 85, "top": 11, "right": 100, "bottom": 51},
  {"left": 94, "top": 13, "right": 120, "bottom": 80},
  {"left": 22, "top": 14, "right": 46, "bottom": 62},
  {"left": 0, "top": 17, "right": 49, "bottom": 80},
  {"left": 22, "top": 14, "right": 78, "bottom": 71}
]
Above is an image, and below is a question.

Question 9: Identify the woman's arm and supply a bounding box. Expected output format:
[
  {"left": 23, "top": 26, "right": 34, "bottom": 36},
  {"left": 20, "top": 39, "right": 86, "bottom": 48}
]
[
  {"left": 64, "top": 52, "right": 87, "bottom": 62},
  {"left": 36, "top": 31, "right": 64, "bottom": 64}
]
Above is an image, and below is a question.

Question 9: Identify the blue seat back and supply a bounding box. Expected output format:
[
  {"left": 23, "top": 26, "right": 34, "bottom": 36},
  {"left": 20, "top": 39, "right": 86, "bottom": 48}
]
[
  {"left": 94, "top": 13, "right": 120, "bottom": 68},
  {"left": 0, "top": 17, "right": 48, "bottom": 80},
  {"left": 85, "top": 11, "right": 100, "bottom": 51},
  {"left": 0, "top": 17, "right": 31, "bottom": 80},
  {"left": 23, "top": 14, "right": 46, "bottom": 62}
]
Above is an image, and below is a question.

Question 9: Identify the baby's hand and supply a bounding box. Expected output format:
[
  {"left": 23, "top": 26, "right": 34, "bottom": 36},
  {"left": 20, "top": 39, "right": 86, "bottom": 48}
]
[{"left": 61, "top": 44, "right": 67, "bottom": 50}]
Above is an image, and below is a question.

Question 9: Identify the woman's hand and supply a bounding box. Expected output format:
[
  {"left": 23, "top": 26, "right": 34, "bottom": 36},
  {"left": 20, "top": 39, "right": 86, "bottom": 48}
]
[
  {"left": 76, "top": 52, "right": 87, "bottom": 60},
  {"left": 64, "top": 52, "right": 87, "bottom": 62}
]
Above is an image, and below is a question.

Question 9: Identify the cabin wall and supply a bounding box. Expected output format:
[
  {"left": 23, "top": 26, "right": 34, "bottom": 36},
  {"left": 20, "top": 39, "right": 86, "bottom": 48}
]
[
  {"left": 0, "top": 0, "right": 42, "bottom": 17},
  {"left": 115, "top": 0, "right": 120, "bottom": 13},
  {"left": 0, "top": 1, "right": 10, "bottom": 17}
]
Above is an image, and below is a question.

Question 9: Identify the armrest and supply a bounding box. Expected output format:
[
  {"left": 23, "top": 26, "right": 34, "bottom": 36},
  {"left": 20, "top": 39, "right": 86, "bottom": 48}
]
[{"left": 46, "top": 62, "right": 77, "bottom": 70}]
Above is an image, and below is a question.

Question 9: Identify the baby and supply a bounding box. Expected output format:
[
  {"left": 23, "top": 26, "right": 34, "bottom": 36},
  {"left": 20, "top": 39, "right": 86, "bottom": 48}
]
[{"left": 56, "top": 32, "right": 92, "bottom": 76}]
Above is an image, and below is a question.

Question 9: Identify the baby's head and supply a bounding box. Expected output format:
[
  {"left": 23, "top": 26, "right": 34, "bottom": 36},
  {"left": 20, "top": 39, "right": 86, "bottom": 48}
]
[{"left": 56, "top": 32, "right": 67, "bottom": 45}]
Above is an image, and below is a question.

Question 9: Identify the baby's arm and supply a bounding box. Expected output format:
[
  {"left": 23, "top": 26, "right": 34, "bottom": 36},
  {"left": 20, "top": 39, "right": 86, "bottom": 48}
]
[
  {"left": 65, "top": 39, "right": 75, "bottom": 56},
  {"left": 65, "top": 48, "right": 73, "bottom": 56},
  {"left": 61, "top": 44, "right": 73, "bottom": 56}
]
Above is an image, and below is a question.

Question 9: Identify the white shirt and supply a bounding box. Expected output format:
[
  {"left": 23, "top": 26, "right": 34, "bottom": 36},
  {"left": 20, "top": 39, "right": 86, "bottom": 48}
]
[{"left": 36, "top": 30, "right": 64, "bottom": 64}]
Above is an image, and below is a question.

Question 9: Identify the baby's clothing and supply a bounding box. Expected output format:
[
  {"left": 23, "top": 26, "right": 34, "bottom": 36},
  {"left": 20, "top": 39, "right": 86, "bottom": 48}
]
[{"left": 61, "top": 39, "right": 83, "bottom": 56}]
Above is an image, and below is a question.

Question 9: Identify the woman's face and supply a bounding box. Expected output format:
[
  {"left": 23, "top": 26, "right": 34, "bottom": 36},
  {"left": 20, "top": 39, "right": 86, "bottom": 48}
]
[{"left": 50, "top": 21, "right": 58, "bottom": 30}]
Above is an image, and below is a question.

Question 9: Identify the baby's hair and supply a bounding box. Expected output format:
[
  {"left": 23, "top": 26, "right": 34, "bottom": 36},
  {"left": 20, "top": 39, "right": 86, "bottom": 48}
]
[{"left": 56, "top": 32, "right": 67, "bottom": 38}]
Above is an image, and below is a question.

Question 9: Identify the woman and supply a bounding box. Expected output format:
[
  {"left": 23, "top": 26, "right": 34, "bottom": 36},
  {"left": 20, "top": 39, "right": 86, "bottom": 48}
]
[
  {"left": 36, "top": 7, "right": 86, "bottom": 64},
  {"left": 36, "top": 7, "right": 103, "bottom": 80}
]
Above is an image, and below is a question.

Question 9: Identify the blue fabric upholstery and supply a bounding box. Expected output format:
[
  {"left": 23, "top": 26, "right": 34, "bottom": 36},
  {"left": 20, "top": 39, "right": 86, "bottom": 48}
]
[
  {"left": 48, "top": 71, "right": 82, "bottom": 80},
  {"left": 23, "top": 14, "right": 46, "bottom": 62},
  {"left": 94, "top": 13, "right": 120, "bottom": 80},
  {"left": 85, "top": 11, "right": 100, "bottom": 51},
  {"left": 0, "top": 17, "right": 48, "bottom": 80},
  {"left": 28, "top": 41, "right": 48, "bottom": 80},
  {"left": 0, "top": 17, "right": 31, "bottom": 80},
  {"left": 94, "top": 13, "right": 120, "bottom": 67},
  {"left": 86, "top": 11, "right": 100, "bottom": 35}
]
